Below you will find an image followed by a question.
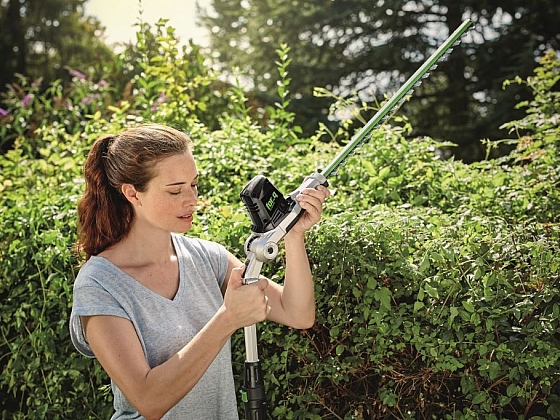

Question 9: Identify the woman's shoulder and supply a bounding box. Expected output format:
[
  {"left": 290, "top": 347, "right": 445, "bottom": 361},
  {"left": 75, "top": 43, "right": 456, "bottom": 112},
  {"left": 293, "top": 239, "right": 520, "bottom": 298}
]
[{"left": 74, "top": 256, "right": 119, "bottom": 288}]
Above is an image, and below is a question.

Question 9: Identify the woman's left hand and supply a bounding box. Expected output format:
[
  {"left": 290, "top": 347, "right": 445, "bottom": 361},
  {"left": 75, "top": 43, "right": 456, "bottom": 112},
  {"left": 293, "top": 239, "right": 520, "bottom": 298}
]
[{"left": 288, "top": 184, "right": 330, "bottom": 236}]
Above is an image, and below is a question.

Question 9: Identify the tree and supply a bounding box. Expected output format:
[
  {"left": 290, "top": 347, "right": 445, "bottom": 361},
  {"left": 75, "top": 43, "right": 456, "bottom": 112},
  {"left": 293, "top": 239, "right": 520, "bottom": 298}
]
[
  {"left": 0, "top": 0, "right": 114, "bottom": 91},
  {"left": 200, "top": 0, "right": 560, "bottom": 161}
]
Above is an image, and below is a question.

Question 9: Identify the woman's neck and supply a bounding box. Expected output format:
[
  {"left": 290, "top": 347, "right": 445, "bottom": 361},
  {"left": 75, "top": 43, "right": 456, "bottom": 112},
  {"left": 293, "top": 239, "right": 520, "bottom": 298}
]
[{"left": 101, "top": 226, "right": 176, "bottom": 267}]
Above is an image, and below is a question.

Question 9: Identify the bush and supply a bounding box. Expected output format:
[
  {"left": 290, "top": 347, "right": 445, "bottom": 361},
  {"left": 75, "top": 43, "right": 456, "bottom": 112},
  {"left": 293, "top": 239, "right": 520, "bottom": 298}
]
[
  {"left": 260, "top": 208, "right": 560, "bottom": 419},
  {"left": 0, "top": 17, "right": 558, "bottom": 419},
  {"left": 0, "top": 132, "right": 113, "bottom": 418}
]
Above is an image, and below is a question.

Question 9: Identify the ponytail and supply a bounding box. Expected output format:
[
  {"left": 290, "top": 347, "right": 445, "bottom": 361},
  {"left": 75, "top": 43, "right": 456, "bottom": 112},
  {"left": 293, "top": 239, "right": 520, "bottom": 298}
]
[{"left": 76, "top": 134, "right": 132, "bottom": 260}]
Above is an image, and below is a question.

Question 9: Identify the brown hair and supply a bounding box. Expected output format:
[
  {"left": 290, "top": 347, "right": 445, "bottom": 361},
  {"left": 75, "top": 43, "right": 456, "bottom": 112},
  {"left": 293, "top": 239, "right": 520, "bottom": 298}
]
[{"left": 76, "top": 124, "right": 192, "bottom": 260}]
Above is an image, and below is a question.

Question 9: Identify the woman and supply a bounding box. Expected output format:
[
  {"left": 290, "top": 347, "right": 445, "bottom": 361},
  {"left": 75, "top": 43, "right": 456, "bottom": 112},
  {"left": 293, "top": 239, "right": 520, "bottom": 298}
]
[{"left": 69, "top": 124, "right": 329, "bottom": 419}]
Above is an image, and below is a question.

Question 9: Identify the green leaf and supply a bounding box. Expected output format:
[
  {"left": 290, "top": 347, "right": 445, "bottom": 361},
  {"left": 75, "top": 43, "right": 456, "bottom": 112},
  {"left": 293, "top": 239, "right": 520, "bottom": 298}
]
[
  {"left": 424, "top": 283, "right": 439, "bottom": 299},
  {"left": 506, "top": 384, "right": 519, "bottom": 397},
  {"left": 462, "top": 300, "right": 475, "bottom": 313},
  {"left": 419, "top": 254, "right": 430, "bottom": 272},
  {"left": 379, "top": 166, "right": 391, "bottom": 179},
  {"left": 374, "top": 287, "right": 392, "bottom": 310},
  {"left": 472, "top": 391, "right": 487, "bottom": 404},
  {"left": 414, "top": 301, "right": 425, "bottom": 312}
]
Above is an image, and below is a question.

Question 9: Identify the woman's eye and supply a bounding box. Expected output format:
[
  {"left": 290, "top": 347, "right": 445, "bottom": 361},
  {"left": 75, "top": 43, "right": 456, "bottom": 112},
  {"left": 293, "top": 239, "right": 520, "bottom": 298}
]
[{"left": 170, "top": 191, "right": 181, "bottom": 196}]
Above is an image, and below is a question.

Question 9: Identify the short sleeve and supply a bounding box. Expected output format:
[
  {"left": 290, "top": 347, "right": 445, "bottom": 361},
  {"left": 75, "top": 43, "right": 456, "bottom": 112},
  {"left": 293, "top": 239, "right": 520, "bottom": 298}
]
[
  {"left": 69, "top": 283, "right": 130, "bottom": 358},
  {"left": 203, "top": 240, "right": 229, "bottom": 288}
]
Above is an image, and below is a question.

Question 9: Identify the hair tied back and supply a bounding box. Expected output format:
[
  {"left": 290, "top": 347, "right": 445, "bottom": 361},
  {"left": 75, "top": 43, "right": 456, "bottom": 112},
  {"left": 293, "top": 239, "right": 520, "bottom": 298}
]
[{"left": 100, "top": 134, "right": 116, "bottom": 158}]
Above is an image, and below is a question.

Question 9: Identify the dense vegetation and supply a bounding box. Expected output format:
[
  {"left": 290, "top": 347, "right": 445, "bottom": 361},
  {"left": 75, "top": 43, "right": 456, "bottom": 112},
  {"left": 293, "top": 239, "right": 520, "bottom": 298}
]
[{"left": 0, "top": 19, "right": 559, "bottom": 419}]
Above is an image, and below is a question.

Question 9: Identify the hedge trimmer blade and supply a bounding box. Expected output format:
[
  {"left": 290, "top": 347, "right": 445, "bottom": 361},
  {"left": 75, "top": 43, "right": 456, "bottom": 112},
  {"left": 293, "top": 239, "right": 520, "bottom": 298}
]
[{"left": 321, "top": 19, "right": 473, "bottom": 178}]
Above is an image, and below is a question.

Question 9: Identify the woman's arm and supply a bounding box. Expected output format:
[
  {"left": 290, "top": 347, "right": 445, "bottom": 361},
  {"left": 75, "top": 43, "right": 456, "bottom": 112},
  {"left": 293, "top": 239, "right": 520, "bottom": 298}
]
[
  {"left": 82, "top": 266, "right": 270, "bottom": 420},
  {"left": 223, "top": 184, "right": 329, "bottom": 330}
]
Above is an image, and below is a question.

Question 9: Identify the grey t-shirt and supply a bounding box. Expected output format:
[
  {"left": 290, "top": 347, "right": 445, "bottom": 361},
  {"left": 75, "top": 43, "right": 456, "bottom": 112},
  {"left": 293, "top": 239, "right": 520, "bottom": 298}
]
[{"left": 70, "top": 233, "right": 239, "bottom": 419}]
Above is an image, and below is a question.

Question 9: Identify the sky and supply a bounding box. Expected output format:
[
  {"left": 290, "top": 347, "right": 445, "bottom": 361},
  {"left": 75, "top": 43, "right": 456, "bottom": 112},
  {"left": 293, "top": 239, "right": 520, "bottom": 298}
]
[{"left": 85, "top": 0, "right": 213, "bottom": 48}]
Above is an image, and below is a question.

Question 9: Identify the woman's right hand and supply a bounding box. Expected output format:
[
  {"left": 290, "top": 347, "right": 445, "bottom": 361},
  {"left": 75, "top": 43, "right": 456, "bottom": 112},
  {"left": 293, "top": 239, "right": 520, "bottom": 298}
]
[{"left": 223, "top": 265, "right": 271, "bottom": 329}]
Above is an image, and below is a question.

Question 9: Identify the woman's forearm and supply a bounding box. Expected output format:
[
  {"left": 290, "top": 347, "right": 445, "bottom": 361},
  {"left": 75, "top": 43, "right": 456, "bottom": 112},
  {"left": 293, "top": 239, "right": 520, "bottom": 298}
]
[
  {"left": 280, "top": 232, "right": 316, "bottom": 328},
  {"left": 138, "top": 307, "right": 235, "bottom": 418}
]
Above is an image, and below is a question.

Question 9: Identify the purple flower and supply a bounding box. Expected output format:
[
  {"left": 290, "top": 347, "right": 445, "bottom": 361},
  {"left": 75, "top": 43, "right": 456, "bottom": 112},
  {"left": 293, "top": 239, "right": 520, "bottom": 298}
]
[
  {"left": 82, "top": 93, "right": 101, "bottom": 105},
  {"left": 150, "top": 92, "right": 169, "bottom": 112},
  {"left": 21, "top": 94, "right": 33, "bottom": 107},
  {"left": 68, "top": 68, "right": 86, "bottom": 79},
  {"left": 0, "top": 107, "right": 9, "bottom": 117},
  {"left": 97, "top": 79, "right": 108, "bottom": 87}
]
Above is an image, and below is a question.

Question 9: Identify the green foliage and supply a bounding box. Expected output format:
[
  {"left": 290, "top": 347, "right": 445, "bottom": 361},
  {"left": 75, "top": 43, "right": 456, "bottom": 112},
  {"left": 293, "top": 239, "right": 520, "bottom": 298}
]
[
  {"left": 279, "top": 209, "right": 560, "bottom": 419},
  {"left": 0, "top": 131, "right": 112, "bottom": 418},
  {"left": 126, "top": 19, "right": 229, "bottom": 131},
  {"left": 499, "top": 50, "right": 560, "bottom": 159},
  {"left": 0, "top": 71, "right": 116, "bottom": 153},
  {"left": 1, "top": 17, "right": 559, "bottom": 419}
]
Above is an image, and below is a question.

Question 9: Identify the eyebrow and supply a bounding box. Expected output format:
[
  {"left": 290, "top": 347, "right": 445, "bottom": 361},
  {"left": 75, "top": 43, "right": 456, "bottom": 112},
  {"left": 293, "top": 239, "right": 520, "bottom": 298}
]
[{"left": 165, "top": 175, "right": 198, "bottom": 187}]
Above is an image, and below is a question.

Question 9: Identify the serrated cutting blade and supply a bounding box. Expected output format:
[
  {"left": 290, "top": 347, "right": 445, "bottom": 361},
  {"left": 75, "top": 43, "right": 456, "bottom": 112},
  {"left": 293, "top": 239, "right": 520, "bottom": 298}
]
[{"left": 321, "top": 19, "right": 473, "bottom": 178}]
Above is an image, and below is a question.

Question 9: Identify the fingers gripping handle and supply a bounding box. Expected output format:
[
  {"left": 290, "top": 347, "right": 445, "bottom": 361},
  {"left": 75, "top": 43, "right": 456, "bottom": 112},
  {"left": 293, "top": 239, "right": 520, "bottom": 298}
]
[
  {"left": 284, "top": 172, "right": 329, "bottom": 232},
  {"left": 289, "top": 172, "right": 330, "bottom": 198}
]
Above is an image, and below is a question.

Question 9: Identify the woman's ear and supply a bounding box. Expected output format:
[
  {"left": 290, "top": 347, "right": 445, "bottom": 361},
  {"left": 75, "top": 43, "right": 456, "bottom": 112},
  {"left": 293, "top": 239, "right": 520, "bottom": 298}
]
[{"left": 121, "top": 183, "right": 140, "bottom": 205}]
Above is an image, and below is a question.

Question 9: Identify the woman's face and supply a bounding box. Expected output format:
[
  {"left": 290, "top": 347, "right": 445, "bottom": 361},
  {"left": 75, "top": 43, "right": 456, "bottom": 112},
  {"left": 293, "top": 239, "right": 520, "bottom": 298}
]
[{"left": 132, "top": 152, "right": 199, "bottom": 233}]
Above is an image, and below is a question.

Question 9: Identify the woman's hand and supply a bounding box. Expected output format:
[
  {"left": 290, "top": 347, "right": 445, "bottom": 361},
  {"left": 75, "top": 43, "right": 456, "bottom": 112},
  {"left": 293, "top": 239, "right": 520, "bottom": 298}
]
[
  {"left": 222, "top": 266, "right": 271, "bottom": 329},
  {"left": 288, "top": 184, "right": 330, "bottom": 237}
]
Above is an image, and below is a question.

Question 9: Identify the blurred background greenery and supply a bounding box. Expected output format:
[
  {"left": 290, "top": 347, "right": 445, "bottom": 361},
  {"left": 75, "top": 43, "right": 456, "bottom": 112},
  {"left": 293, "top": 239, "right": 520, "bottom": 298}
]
[{"left": 1, "top": 0, "right": 559, "bottom": 161}]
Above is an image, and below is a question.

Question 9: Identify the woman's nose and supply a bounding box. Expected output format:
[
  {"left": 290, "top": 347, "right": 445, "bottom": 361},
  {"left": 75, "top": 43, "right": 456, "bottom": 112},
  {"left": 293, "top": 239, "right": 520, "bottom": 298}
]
[{"left": 185, "top": 187, "right": 198, "bottom": 205}]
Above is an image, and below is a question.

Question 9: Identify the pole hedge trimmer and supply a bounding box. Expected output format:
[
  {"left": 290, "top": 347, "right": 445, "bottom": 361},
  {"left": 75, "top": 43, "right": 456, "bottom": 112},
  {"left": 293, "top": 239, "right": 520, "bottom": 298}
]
[{"left": 238, "top": 19, "right": 473, "bottom": 419}]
